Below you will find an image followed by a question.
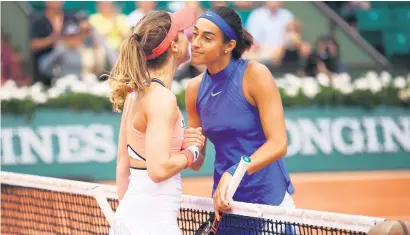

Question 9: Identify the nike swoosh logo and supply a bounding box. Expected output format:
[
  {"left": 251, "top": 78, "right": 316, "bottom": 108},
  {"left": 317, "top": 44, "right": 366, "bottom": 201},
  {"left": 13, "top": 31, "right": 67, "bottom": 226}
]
[{"left": 211, "top": 91, "right": 222, "bottom": 97}]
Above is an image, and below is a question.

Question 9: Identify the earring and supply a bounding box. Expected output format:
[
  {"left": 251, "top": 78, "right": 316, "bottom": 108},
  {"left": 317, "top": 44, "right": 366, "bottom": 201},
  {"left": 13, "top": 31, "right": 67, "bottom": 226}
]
[{"left": 224, "top": 50, "right": 227, "bottom": 54}]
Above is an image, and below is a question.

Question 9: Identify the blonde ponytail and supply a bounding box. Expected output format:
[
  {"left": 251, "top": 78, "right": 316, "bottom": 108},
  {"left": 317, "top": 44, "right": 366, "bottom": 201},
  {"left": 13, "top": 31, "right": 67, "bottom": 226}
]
[
  {"left": 105, "top": 11, "right": 173, "bottom": 112},
  {"left": 107, "top": 36, "right": 150, "bottom": 112}
]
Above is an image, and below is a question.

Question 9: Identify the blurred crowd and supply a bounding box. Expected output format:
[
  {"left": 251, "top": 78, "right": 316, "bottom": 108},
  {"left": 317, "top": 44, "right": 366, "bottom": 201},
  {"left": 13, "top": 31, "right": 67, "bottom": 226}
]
[
  {"left": 1, "top": 35, "right": 31, "bottom": 87},
  {"left": 2, "top": 1, "right": 353, "bottom": 87}
]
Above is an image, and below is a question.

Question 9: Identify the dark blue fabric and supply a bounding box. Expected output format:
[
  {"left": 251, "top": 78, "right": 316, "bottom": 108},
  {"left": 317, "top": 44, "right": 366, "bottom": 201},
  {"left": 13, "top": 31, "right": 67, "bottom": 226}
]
[
  {"left": 196, "top": 58, "right": 295, "bottom": 208},
  {"left": 217, "top": 213, "right": 298, "bottom": 235}
]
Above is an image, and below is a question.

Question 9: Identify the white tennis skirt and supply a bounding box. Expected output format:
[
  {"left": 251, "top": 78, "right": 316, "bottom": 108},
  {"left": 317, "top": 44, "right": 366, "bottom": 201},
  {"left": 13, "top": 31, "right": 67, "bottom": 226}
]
[
  {"left": 280, "top": 192, "right": 296, "bottom": 209},
  {"left": 109, "top": 169, "right": 183, "bottom": 235}
]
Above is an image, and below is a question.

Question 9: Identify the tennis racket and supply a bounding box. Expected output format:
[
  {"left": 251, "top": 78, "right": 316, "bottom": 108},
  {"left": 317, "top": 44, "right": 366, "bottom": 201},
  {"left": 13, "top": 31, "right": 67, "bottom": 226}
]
[{"left": 195, "top": 156, "right": 251, "bottom": 235}]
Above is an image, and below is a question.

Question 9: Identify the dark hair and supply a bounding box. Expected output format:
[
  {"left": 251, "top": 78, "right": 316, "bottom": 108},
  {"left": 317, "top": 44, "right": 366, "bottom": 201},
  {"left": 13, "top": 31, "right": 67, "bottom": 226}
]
[
  {"left": 107, "top": 11, "right": 177, "bottom": 112},
  {"left": 316, "top": 35, "right": 340, "bottom": 55},
  {"left": 213, "top": 7, "right": 253, "bottom": 59}
]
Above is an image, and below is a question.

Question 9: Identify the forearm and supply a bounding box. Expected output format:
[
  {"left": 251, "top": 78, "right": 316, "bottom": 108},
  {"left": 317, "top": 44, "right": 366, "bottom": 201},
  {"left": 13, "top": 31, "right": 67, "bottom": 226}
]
[
  {"left": 227, "top": 140, "right": 287, "bottom": 176},
  {"left": 271, "top": 46, "right": 285, "bottom": 65},
  {"left": 39, "top": 48, "right": 64, "bottom": 76},
  {"left": 116, "top": 157, "right": 130, "bottom": 202},
  {"left": 167, "top": 152, "right": 190, "bottom": 173},
  {"left": 31, "top": 34, "right": 58, "bottom": 52},
  {"left": 149, "top": 152, "right": 189, "bottom": 183}
]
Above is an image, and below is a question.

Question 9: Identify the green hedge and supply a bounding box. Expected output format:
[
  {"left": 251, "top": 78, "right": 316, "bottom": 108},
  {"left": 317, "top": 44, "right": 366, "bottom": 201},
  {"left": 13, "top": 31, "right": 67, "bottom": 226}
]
[{"left": 2, "top": 86, "right": 409, "bottom": 118}]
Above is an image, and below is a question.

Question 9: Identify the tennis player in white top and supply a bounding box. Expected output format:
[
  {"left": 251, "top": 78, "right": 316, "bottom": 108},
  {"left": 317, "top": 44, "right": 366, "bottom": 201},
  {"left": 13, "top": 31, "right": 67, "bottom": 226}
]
[{"left": 106, "top": 8, "right": 205, "bottom": 235}]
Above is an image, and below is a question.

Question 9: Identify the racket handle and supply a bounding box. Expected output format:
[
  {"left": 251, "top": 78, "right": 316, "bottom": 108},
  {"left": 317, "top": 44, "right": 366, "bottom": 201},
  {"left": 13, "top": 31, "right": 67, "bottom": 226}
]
[
  {"left": 226, "top": 156, "right": 251, "bottom": 202},
  {"left": 209, "top": 156, "right": 251, "bottom": 235},
  {"left": 210, "top": 217, "right": 220, "bottom": 235}
]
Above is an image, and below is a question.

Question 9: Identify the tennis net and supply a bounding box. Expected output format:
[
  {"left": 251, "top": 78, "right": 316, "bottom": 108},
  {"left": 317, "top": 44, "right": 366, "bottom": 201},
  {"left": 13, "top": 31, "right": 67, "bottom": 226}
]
[{"left": 1, "top": 171, "right": 384, "bottom": 235}]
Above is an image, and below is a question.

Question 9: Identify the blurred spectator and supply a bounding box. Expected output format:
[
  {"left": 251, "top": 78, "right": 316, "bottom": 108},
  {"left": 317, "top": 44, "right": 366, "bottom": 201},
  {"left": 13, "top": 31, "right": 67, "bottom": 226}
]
[
  {"left": 245, "top": 1, "right": 294, "bottom": 61},
  {"left": 74, "top": 11, "right": 118, "bottom": 69},
  {"left": 233, "top": 1, "right": 255, "bottom": 9},
  {"left": 2, "top": 35, "right": 16, "bottom": 82},
  {"left": 1, "top": 35, "right": 30, "bottom": 86},
  {"left": 78, "top": 19, "right": 110, "bottom": 77},
  {"left": 184, "top": 1, "right": 204, "bottom": 41},
  {"left": 30, "top": 1, "right": 78, "bottom": 86},
  {"left": 340, "top": 1, "right": 371, "bottom": 31},
  {"left": 233, "top": 1, "right": 255, "bottom": 26},
  {"left": 304, "top": 35, "right": 348, "bottom": 78},
  {"left": 39, "top": 22, "right": 107, "bottom": 81},
  {"left": 211, "top": 1, "right": 227, "bottom": 8},
  {"left": 89, "top": 1, "right": 130, "bottom": 51},
  {"left": 127, "top": 1, "right": 157, "bottom": 28},
  {"left": 271, "top": 19, "right": 311, "bottom": 67}
]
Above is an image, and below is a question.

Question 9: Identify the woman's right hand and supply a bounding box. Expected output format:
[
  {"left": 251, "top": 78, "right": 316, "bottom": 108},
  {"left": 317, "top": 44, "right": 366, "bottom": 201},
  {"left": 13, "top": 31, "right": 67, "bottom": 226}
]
[{"left": 182, "top": 127, "right": 205, "bottom": 149}]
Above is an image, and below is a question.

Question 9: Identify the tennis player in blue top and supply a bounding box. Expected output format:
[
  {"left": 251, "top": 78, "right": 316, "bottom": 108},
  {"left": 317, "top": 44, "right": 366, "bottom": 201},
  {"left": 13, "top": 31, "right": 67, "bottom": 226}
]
[{"left": 184, "top": 6, "right": 296, "bottom": 228}]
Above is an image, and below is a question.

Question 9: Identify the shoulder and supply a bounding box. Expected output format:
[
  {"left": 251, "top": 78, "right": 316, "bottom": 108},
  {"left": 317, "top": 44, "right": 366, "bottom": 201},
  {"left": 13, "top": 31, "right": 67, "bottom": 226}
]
[
  {"left": 186, "top": 72, "right": 205, "bottom": 96},
  {"left": 248, "top": 7, "right": 270, "bottom": 20},
  {"left": 149, "top": 86, "right": 177, "bottom": 105},
  {"left": 145, "top": 86, "right": 178, "bottom": 116},
  {"left": 244, "top": 61, "right": 276, "bottom": 93},
  {"left": 89, "top": 13, "right": 101, "bottom": 23},
  {"left": 250, "top": 7, "right": 269, "bottom": 16},
  {"left": 245, "top": 60, "right": 272, "bottom": 79},
  {"left": 279, "top": 8, "right": 294, "bottom": 20}
]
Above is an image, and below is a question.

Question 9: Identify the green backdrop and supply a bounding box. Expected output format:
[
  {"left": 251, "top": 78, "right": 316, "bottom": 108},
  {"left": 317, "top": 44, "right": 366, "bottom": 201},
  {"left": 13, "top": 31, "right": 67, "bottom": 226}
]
[{"left": 1, "top": 107, "right": 409, "bottom": 181}]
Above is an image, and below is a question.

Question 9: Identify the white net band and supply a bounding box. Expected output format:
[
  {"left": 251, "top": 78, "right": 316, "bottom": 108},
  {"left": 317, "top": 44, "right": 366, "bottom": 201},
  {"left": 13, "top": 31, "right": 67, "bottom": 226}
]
[{"left": 1, "top": 171, "right": 385, "bottom": 233}]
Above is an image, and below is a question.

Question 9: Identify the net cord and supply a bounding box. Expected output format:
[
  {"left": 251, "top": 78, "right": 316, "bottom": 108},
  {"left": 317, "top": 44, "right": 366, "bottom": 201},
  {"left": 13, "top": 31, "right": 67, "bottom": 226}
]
[{"left": 1, "top": 171, "right": 385, "bottom": 232}]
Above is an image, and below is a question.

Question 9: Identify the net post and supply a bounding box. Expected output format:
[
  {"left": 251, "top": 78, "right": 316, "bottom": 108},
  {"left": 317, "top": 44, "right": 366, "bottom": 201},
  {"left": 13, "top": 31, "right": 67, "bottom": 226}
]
[{"left": 90, "top": 185, "right": 115, "bottom": 226}]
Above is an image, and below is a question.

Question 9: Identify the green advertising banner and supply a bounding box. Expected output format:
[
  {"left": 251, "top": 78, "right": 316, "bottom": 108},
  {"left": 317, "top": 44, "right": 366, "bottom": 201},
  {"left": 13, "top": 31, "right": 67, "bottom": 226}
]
[{"left": 1, "top": 107, "right": 409, "bottom": 181}]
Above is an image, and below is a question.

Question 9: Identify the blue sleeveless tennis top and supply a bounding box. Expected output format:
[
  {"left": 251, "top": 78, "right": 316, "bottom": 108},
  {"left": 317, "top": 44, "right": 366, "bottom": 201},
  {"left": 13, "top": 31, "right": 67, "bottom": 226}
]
[{"left": 196, "top": 58, "right": 294, "bottom": 206}]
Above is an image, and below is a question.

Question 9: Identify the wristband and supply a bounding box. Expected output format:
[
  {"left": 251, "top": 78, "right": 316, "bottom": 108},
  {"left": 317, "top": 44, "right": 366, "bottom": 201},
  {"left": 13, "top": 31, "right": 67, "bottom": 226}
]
[{"left": 183, "top": 145, "right": 199, "bottom": 168}]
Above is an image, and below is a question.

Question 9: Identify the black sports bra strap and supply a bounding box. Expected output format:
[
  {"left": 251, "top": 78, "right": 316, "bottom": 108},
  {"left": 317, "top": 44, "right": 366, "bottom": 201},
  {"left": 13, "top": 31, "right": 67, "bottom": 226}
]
[{"left": 151, "top": 78, "right": 166, "bottom": 87}]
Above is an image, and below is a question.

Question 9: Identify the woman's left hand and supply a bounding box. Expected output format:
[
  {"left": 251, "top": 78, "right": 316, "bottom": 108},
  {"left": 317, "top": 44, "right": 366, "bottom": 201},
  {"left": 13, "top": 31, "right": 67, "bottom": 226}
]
[
  {"left": 213, "top": 172, "right": 233, "bottom": 221},
  {"left": 182, "top": 127, "right": 205, "bottom": 149}
]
